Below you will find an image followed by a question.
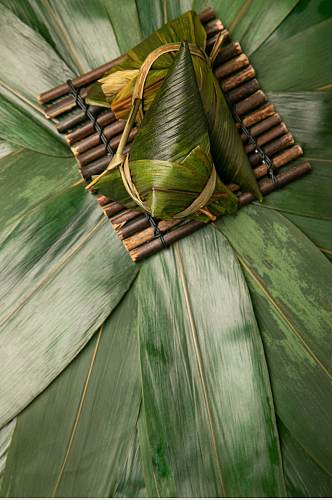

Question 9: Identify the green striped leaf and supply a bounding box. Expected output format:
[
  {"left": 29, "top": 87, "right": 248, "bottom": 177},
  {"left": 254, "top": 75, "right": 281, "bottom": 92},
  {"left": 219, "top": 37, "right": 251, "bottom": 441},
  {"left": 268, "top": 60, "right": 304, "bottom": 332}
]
[
  {"left": 279, "top": 419, "right": 332, "bottom": 497},
  {"left": 252, "top": 18, "right": 332, "bottom": 91},
  {"left": 137, "top": 225, "right": 285, "bottom": 497},
  {"left": 0, "top": 183, "right": 137, "bottom": 428},
  {"left": 218, "top": 206, "right": 332, "bottom": 477},
  {"left": 1, "top": 285, "right": 141, "bottom": 497}
]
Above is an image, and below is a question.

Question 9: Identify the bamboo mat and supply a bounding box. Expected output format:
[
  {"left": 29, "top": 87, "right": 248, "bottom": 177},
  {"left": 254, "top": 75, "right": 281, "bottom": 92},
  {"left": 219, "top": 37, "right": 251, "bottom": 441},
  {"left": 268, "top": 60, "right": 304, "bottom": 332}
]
[{"left": 38, "top": 7, "right": 311, "bottom": 262}]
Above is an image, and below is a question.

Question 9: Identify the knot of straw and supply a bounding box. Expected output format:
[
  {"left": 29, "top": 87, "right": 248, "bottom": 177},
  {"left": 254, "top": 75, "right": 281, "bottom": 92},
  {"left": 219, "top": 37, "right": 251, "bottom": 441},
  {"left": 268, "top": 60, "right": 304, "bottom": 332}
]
[{"left": 87, "top": 38, "right": 225, "bottom": 220}]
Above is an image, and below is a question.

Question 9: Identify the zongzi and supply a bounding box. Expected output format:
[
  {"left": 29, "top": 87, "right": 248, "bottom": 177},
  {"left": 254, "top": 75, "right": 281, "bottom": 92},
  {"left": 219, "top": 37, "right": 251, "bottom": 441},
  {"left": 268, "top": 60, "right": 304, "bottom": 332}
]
[
  {"left": 91, "top": 41, "right": 238, "bottom": 223},
  {"left": 87, "top": 11, "right": 262, "bottom": 200}
]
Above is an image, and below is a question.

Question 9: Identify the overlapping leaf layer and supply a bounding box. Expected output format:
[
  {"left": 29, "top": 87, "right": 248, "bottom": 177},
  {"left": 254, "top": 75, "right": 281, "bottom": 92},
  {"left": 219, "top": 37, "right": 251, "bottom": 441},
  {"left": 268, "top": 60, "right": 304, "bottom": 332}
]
[{"left": 0, "top": 0, "right": 331, "bottom": 496}]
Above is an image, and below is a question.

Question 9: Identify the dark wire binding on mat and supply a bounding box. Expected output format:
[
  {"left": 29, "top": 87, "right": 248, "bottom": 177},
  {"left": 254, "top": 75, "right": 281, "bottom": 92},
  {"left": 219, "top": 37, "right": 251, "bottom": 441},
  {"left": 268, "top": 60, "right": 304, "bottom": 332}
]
[
  {"left": 66, "top": 79, "right": 114, "bottom": 158},
  {"left": 229, "top": 99, "right": 277, "bottom": 183},
  {"left": 145, "top": 213, "right": 169, "bottom": 249}
]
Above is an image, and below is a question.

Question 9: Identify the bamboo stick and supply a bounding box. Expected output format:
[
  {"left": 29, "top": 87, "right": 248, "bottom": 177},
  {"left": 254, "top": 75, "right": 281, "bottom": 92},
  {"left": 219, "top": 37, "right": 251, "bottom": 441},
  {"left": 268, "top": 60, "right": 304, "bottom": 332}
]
[
  {"left": 81, "top": 142, "right": 131, "bottom": 179},
  {"left": 240, "top": 113, "right": 281, "bottom": 141},
  {"left": 272, "top": 144, "right": 303, "bottom": 168},
  {"left": 81, "top": 156, "right": 111, "bottom": 178},
  {"left": 220, "top": 66, "right": 256, "bottom": 92},
  {"left": 206, "top": 29, "right": 230, "bottom": 51},
  {"left": 110, "top": 208, "right": 141, "bottom": 228},
  {"left": 77, "top": 128, "right": 136, "bottom": 166},
  {"left": 199, "top": 7, "right": 216, "bottom": 24},
  {"left": 97, "top": 196, "right": 110, "bottom": 206},
  {"left": 78, "top": 144, "right": 113, "bottom": 167},
  {"left": 129, "top": 161, "right": 311, "bottom": 261},
  {"left": 102, "top": 201, "right": 124, "bottom": 217},
  {"left": 45, "top": 88, "right": 88, "bottom": 119},
  {"left": 205, "top": 19, "right": 224, "bottom": 38},
  {"left": 56, "top": 105, "right": 101, "bottom": 133},
  {"left": 117, "top": 214, "right": 150, "bottom": 240},
  {"left": 214, "top": 53, "right": 249, "bottom": 79},
  {"left": 65, "top": 110, "right": 115, "bottom": 144},
  {"left": 238, "top": 160, "right": 311, "bottom": 205},
  {"left": 244, "top": 123, "right": 288, "bottom": 153},
  {"left": 38, "top": 55, "right": 126, "bottom": 105},
  {"left": 96, "top": 194, "right": 111, "bottom": 206},
  {"left": 248, "top": 132, "right": 295, "bottom": 166},
  {"left": 234, "top": 90, "right": 267, "bottom": 116},
  {"left": 124, "top": 219, "right": 180, "bottom": 251},
  {"left": 213, "top": 42, "right": 242, "bottom": 66},
  {"left": 227, "top": 78, "right": 260, "bottom": 103},
  {"left": 130, "top": 221, "right": 203, "bottom": 261},
  {"left": 72, "top": 120, "right": 126, "bottom": 154},
  {"left": 242, "top": 103, "right": 275, "bottom": 128},
  {"left": 117, "top": 214, "right": 151, "bottom": 240}
]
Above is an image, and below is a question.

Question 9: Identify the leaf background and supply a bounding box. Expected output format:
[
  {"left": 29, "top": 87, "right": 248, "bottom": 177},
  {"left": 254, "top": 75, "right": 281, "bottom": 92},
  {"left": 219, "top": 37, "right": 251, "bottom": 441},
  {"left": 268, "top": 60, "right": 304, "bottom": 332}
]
[{"left": 0, "top": 0, "right": 331, "bottom": 496}]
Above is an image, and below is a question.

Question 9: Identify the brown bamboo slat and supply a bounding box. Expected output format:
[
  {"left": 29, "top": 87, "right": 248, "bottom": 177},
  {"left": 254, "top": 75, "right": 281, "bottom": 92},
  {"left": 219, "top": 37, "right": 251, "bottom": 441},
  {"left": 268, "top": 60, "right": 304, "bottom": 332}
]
[
  {"left": 240, "top": 113, "right": 282, "bottom": 140},
  {"left": 244, "top": 123, "right": 288, "bottom": 153}
]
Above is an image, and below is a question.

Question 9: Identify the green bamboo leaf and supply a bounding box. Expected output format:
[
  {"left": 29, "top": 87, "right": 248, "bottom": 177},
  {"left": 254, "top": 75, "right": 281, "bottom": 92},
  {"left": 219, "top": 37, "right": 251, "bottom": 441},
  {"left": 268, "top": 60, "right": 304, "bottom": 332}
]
[
  {"left": 252, "top": 18, "right": 332, "bottom": 91},
  {"left": 165, "top": 0, "right": 191, "bottom": 22},
  {"left": 278, "top": 419, "right": 332, "bottom": 497},
  {"left": 130, "top": 43, "right": 210, "bottom": 163},
  {"left": 256, "top": 159, "right": 331, "bottom": 220},
  {"left": 114, "top": 427, "right": 147, "bottom": 498},
  {"left": 137, "top": 225, "right": 285, "bottom": 497},
  {"left": 0, "top": 1, "right": 139, "bottom": 452},
  {"left": 261, "top": 0, "right": 332, "bottom": 44},
  {"left": 0, "top": 0, "right": 55, "bottom": 50},
  {"left": 1, "top": 285, "right": 141, "bottom": 497},
  {"left": 0, "top": 419, "right": 16, "bottom": 489},
  {"left": 135, "top": 0, "right": 210, "bottom": 38},
  {"left": 215, "top": 0, "right": 300, "bottom": 55},
  {"left": 137, "top": 412, "right": 158, "bottom": 497},
  {"left": 268, "top": 91, "right": 332, "bottom": 160},
  {"left": 247, "top": 156, "right": 332, "bottom": 260},
  {"left": 217, "top": 206, "right": 332, "bottom": 476},
  {"left": 0, "top": 3, "right": 73, "bottom": 107},
  {"left": 0, "top": 92, "right": 70, "bottom": 156},
  {"left": 0, "top": 0, "right": 331, "bottom": 496},
  {"left": 135, "top": 0, "right": 207, "bottom": 35},
  {"left": 285, "top": 213, "right": 332, "bottom": 262},
  {"left": 0, "top": 149, "right": 77, "bottom": 232},
  {"left": 0, "top": 140, "right": 16, "bottom": 160},
  {"left": 136, "top": 0, "right": 167, "bottom": 37},
  {"left": 0, "top": 183, "right": 137, "bottom": 429},
  {"left": 155, "top": 0, "right": 300, "bottom": 56},
  {"left": 209, "top": 0, "right": 244, "bottom": 28},
  {"left": 123, "top": 10, "right": 206, "bottom": 69},
  {"left": 244, "top": 91, "right": 332, "bottom": 257},
  {"left": 252, "top": 160, "right": 332, "bottom": 260},
  {"left": 85, "top": 79, "right": 113, "bottom": 108},
  {"left": 0, "top": 4, "right": 74, "bottom": 155},
  {"left": 0, "top": 0, "right": 121, "bottom": 74}
]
